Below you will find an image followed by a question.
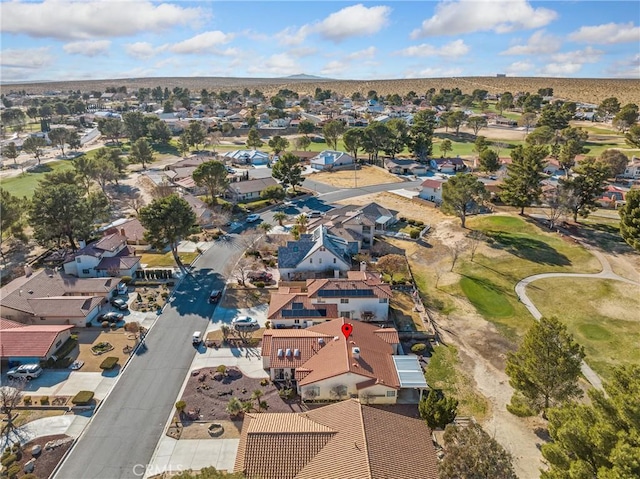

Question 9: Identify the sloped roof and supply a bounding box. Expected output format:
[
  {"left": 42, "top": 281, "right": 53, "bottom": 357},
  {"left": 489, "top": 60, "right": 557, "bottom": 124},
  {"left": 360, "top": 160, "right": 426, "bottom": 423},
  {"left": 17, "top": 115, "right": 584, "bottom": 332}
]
[
  {"left": 228, "top": 177, "right": 278, "bottom": 195},
  {"left": 104, "top": 218, "right": 147, "bottom": 243},
  {"left": 278, "top": 226, "right": 351, "bottom": 269},
  {"left": 94, "top": 233, "right": 127, "bottom": 253},
  {"left": 306, "top": 275, "right": 392, "bottom": 299},
  {"left": 421, "top": 179, "right": 445, "bottom": 189},
  {"left": 267, "top": 292, "right": 338, "bottom": 320},
  {"left": 0, "top": 319, "right": 73, "bottom": 358},
  {"left": 234, "top": 399, "right": 438, "bottom": 479},
  {"left": 96, "top": 255, "right": 140, "bottom": 271}
]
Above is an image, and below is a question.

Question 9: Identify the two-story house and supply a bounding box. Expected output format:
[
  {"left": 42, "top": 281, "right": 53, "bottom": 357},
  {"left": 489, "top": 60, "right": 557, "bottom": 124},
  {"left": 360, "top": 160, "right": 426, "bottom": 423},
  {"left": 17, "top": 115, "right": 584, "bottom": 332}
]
[
  {"left": 419, "top": 178, "right": 446, "bottom": 203},
  {"left": 63, "top": 233, "right": 140, "bottom": 278},
  {"left": 278, "top": 226, "right": 355, "bottom": 281}
]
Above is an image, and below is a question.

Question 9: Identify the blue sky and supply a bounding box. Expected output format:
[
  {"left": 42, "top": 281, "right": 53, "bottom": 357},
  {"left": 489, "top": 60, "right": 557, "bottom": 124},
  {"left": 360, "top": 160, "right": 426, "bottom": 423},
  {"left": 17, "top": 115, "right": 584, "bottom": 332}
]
[{"left": 1, "top": 1, "right": 639, "bottom": 82}]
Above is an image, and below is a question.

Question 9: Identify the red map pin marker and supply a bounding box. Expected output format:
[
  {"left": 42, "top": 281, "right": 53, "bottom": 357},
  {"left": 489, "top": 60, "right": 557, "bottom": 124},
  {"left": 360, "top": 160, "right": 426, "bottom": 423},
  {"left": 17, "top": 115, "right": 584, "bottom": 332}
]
[{"left": 341, "top": 323, "right": 353, "bottom": 339}]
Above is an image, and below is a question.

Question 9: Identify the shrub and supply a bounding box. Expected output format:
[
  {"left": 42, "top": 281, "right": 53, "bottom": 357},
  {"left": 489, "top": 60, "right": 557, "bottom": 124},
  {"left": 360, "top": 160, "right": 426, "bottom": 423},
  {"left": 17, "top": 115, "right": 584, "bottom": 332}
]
[
  {"left": 216, "top": 365, "right": 227, "bottom": 375},
  {"left": 400, "top": 216, "right": 407, "bottom": 222},
  {"left": 254, "top": 281, "right": 265, "bottom": 288},
  {"left": 1, "top": 454, "right": 16, "bottom": 467},
  {"left": 6, "top": 463, "right": 20, "bottom": 478},
  {"left": 40, "top": 396, "right": 49, "bottom": 405},
  {"left": 278, "top": 388, "right": 295, "bottom": 400},
  {"left": 100, "top": 357, "right": 119, "bottom": 370},
  {"left": 506, "top": 394, "right": 536, "bottom": 417},
  {"left": 23, "top": 396, "right": 32, "bottom": 404},
  {"left": 415, "top": 220, "right": 424, "bottom": 227},
  {"left": 410, "top": 229, "right": 420, "bottom": 239},
  {"left": 71, "top": 391, "right": 95, "bottom": 405},
  {"left": 260, "top": 378, "right": 269, "bottom": 387},
  {"left": 411, "top": 343, "right": 427, "bottom": 354},
  {"left": 175, "top": 400, "right": 186, "bottom": 412},
  {"left": 121, "top": 276, "right": 132, "bottom": 285},
  {"left": 265, "top": 321, "right": 271, "bottom": 329},
  {"left": 407, "top": 218, "right": 416, "bottom": 225},
  {"left": 101, "top": 321, "right": 109, "bottom": 328}
]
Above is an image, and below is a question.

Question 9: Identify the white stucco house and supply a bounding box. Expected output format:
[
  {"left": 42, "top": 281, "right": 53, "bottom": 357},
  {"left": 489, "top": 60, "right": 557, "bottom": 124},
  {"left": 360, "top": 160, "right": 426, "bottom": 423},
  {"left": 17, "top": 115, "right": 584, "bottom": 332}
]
[
  {"left": 310, "top": 150, "right": 354, "bottom": 171},
  {"left": 223, "top": 149, "right": 270, "bottom": 165},
  {"left": 418, "top": 179, "right": 446, "bottom": 203},
  {"left": 63, "top": 233, "right": 140, "bottom": 278}
]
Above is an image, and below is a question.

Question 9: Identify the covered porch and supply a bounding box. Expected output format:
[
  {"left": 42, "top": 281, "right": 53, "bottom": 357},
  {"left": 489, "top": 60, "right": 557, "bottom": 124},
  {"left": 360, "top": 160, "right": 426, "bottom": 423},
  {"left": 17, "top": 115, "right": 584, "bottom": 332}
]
[{"left": 393, "top": 355, "right": 429, "bottom": 404}]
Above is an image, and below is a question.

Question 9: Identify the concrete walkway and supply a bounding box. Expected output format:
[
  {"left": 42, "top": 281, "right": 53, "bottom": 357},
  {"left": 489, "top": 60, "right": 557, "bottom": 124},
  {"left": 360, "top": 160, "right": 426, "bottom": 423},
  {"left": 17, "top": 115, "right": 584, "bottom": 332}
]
[
  {"left": 1, "top": 415, "right": 90, "bottom": 448},
  {"left": 515, "top": 245, "right": 640, "bottom": 391}
]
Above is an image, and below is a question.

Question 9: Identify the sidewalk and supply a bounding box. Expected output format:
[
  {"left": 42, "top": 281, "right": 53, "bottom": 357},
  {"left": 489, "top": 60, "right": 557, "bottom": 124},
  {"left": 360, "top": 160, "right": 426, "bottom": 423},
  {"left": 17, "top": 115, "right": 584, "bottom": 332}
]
[{"left": 0, "top": 415, "right": 90, "bottom": 448}]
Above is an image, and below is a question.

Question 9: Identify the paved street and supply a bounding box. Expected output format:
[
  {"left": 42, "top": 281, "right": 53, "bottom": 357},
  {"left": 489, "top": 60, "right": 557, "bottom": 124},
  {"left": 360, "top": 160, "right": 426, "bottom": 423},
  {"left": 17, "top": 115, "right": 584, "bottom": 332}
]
[{"left": 54, "top": 238, "right": 245, "bottom": 479}]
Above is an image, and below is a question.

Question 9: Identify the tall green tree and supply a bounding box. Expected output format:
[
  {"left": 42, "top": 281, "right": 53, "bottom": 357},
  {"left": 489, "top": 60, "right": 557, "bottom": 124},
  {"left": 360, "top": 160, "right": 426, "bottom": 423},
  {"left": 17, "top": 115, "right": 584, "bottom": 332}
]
[
  {"left": 439, "top": 139, "right": 453, "bottom": 157},
  {"left": 322, "top": 120, "right": 345, "bottom": 150},
  {"left": 178, "top": 133, "right": 190, "bottom": 157},
  {"left": 557, "top": 127, "right": 589, "bottom": 173},
  {"left": 560, "top": 157, "right": 610, "bottom": 221},
  {"left": 497, "top": 92, "right": 513, "bottom": 115},
  {"left": 342, "top": 128, "right": 365, "bottom": 161},
  {"left": 294, "top": 135, "right": 311, "bottom": 151},
  {"left": 619, "top": 189, "right": 640, "bottom": 252},
  {"left": 268, "top": 135, "right": 289, "bottom": 156},
  {"left": 139, "top": 194, "right": 196, "bottom": 273},
  {"left": 129, "top": 138, "right": 154, "bottom": 169},
  {"left": 501, "top": 144, "right": 547, "bottom": 215},
  {"left": 192, "top": 161, "right": 229, "bottom": 204},
  {"left": 613, "top": 103, "right": 639, "bottom": 132},
  {"left": 525, "top": 126, "right": 555, "bottom": 146},
  {"left": 446, "top": 110, "right": 468, "bottom": 135},
  {"left": 537, "top": 103, "right": 572, "bottom": 131},
  {"left": 597, "top": 149, "right": 628, "bottom": 177},
  {"left": 439, "top": 423, "right": 517, "bottom": 479},
  {"left": 418, "top": 389, "right": 458, "bottom": 430},
  {"left": 409, "top": 109, "right": 437, "bottom": 161},
  {"left": 625, "top": 123, "right": 640, "bottom": 149},
  {"left": 541, "top": 365, "right": 640, "bottom": 479},
  {"left": 48, "top": 127, "right": 70, "bottom": 157},
  {"left": 474, "top": 135, "right": 490, "bottom": 154},
  {"left": 467, "top": 116, "right": 488, "bottom": 137},
  {"left": 272, "top": 153, "right": 303, "bottom": 192},
  {"left": 246, "top": 127, "right": 263, "bottom": 149},
  {"left": 185, "top": 121, "right": 206, "bottom": 150},
  {"left": 478, "top": 149, "right": 500, "bottom": 173},
  {"left": 506, "top": 316, "right": 585, "bottom": 413},
  {"left": 97, "top": 118, "right": 125, "bottom": 145},
  {"left": 383, "top": 118, "right": 409, "bottom": 159},
  {"left": 0, "top": 189, "right": 26, "bottom": 262},
  {"left": 597, "top": 97, "right": 621, "bottom": 118},
  {"left": 297, "top": 120, "right": 315, "bottom": 137},
  {"left": 148, "top": 119, "right": 172, "bottom": 145},
  {"left": 362, "top": 122, "right": 391, "bottom": 165},
  {"left": 22, "top": 136, "right": 47, "bottom": 165},
  {"left": 441, "top": 173, "right": 488, "bottom": 228},
  {"left": 1, "top": 142, "right": 19, "bottom": 164},
  {"left": 1, "top": 108, "right": 27, "bottom": 132},
  {"left": 122, "top": 111, "right": 148, "bottom": 142}
]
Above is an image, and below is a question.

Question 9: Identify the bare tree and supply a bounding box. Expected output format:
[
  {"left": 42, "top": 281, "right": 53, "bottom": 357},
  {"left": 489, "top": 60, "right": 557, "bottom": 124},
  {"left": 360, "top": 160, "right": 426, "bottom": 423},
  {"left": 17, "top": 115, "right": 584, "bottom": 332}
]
[
  {"left": 467, "top": 230, "right": 486, "bottom": 262},
  {"left": 449, "top": 242, "right": 463, "bottom": 272},
  {"left": 544, "top": 185, "right": 571, "bottom": 230},
  {"left": 492, "top": 142, "right": 509, "bottom": 157},
  {"left": 330, "top": 385, "right": 348, "bottom": 400},
  {"left": 123, "top": 190, "right": 146, "bottom": 214},
  {"left": 434, "top": 266, "right": 444, "bottom": 289},
  {"left": 1, "top": 382, "right": 23, "bottom": 438},
  {"left": 233, "top": 256, "right": 258, "bottom": 287},
  {"left": 152, "top": 179, "right": 174, "bottom": 199}
]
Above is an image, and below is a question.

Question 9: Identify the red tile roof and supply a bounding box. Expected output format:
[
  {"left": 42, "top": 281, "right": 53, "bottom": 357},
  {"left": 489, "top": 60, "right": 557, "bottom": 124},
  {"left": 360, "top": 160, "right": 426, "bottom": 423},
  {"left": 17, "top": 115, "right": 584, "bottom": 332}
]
[
  {"left": 0, "top": 319, "right": 73, "bottom": 358},
  {"left": 421, "top": 179, "right": 445, "bottom": 189}
]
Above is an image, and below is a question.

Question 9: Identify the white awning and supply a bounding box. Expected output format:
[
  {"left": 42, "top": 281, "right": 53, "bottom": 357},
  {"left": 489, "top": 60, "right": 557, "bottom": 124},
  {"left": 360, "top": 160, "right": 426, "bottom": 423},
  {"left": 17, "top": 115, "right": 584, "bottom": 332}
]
[{"left": 393, "top": 356, "right": 429, "bottom": 389}]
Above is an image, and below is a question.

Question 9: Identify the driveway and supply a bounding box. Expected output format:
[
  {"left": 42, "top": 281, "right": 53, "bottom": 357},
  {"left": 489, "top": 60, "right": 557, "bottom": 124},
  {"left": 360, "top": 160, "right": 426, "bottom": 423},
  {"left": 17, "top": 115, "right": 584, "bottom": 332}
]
[
  {"left": 1, "top": 415, "right": 90, "bottom": 449},
  {"left": 190, "top": 344, "right": 267, "bottom": 378},
  {"left": 1, "top": 371, "right": 117, "bottom": 401},
  {"left": 210, "top": 304, "right": 269, "bottom": 330}
]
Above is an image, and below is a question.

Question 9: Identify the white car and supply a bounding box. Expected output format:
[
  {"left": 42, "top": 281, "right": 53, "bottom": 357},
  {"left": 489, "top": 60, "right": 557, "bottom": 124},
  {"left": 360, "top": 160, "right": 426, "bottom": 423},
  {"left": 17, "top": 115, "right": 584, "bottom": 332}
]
[
  {"left": 7, "top": 364, "right": 43, "bottom": 380},
  {"left": 232, "top": 315, "right": 259, "bottom": 330},
  {"left": 246, "top": 214, "right": 261, "bottom": 223},
  {"left": 117, "top": 282, "right": 128, "bottom": 295}
]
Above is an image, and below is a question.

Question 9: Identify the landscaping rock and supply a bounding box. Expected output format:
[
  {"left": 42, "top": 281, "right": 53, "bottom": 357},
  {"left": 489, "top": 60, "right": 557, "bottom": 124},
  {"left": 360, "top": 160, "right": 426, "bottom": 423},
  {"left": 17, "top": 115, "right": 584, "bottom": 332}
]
[
  {"left": 24, "top": 458, "right": 36, "bottom": 473},
  {"left": 31, "top": 445, "right": 41, "bottom": 456},
  {"left": 192, "top": 370, "right": 200, "bottom": 376},
  {"left": 213, "top": 372, "right": 224, "bottom": 381}
]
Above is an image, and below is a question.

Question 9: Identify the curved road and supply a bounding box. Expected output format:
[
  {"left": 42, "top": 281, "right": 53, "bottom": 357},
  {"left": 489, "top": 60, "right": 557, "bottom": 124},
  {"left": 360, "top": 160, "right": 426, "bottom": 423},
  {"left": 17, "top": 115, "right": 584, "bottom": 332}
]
[{"left": 515, "top": 246, "right": 640, "bottom": 391}]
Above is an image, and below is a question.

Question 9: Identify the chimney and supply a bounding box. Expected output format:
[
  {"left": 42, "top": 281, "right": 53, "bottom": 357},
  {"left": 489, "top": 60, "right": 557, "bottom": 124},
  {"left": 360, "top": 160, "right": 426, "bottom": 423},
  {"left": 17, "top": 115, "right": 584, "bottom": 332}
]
[
  {"left": 352, "top": 347, "right": 360, "bottom": 359},
  {"left": 78, "top": 239, "right": 86, "bottom": 249},
  {"left": 360, "top": 261, "right": 366, "bottom": 272},
  {"left": 120, "top": 228, "right": 126, "bottom": 236},
  {"left": 24, "top": 265, "right": 33, "bottom": 277}
]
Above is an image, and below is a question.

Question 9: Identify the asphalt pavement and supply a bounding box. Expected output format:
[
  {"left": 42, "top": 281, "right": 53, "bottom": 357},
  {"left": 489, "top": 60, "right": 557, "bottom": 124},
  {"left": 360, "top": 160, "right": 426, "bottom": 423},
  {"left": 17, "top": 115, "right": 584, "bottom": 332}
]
[{"left": 54, "top": 238, "right": 245, "bottom": 479}]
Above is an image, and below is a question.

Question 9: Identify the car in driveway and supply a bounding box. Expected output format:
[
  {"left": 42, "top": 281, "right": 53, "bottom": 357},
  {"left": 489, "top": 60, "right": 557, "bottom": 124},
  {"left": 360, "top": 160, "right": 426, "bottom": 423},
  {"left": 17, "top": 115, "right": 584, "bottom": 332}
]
[
  {"left": 247, "top": 271, "right": 273, "bottom": 283},
  {"left": 117, "top": 282, "right": 128, "bottom": 295},
  {"left": 232, "top": 315, "right": 259, "bottom": 330},
  {"left": 99, "top": 311, "right": 124, "bottom": 323},
  {"left": 6, "top": 364, "right": 43, "bottom": 381},
  {"left": 110, "top": 298, "right": 129, "bottom": 310},
  {"left": 246, "top": 214, "right": 261, "bottom": 223}
]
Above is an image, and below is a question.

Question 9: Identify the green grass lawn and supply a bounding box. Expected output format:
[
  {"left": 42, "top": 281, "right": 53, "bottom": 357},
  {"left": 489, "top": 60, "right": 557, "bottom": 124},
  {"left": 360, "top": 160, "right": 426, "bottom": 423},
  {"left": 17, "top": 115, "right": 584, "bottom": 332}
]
[
  {"left": 425, "top": 344, "right": 490, "bottom": 421},
  {"left": 1, "top": 160, "right": 75, "bottom": 198},
  {"left": 140, "top": 251, "right": 199, "bottom": 267},
  {"left": 526, "top": 278, "right": 640, "bottom": 382},
  {"left": 444, "top": 215, "right": 601, "bottom": 339}
]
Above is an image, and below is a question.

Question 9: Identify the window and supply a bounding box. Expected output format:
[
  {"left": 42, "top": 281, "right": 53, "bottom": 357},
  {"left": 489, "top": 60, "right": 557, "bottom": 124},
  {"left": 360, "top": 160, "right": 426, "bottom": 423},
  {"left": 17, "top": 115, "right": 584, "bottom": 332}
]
[
  {"left": 319, "top": 258, "right": 322, "bottom": 264},
  {"left": 386, "top": 391, "right": 396, "bottom": 397},
  {"left": 340, "top": 298, "right": 349, "bottom": 304},
  {"left": 309, "top": 258, "right": 313, "bottom": 263},
  {"left": 362, "top": 226, "right": 371, "bottom": 233},
  {"left": 333, "top": 258, "right": 336, "bottom": 264},
  {"left": 82, "top": 269, "right": 90, "bottom": 274},
  {"left": 76, "top": 258, "right": 81, "bottom": 263},
  {"left": 294, "top": 319, "right": 300, "bottom": 324},
  {"left": 379, "top": 298, "right": 388, "bottom": 303},
  {"left": 55, "top": 339, "right": 62, "bottom": 347},
  {"left": 342, "top": 311, "right": 350, "bottom": 318}
]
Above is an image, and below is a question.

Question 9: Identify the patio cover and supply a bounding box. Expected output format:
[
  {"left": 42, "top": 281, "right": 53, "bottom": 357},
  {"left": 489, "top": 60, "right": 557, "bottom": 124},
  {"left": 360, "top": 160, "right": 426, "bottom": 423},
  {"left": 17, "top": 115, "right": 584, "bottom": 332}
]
[{"left": 392, "top": 356, "right": 429, "bottom": 389}]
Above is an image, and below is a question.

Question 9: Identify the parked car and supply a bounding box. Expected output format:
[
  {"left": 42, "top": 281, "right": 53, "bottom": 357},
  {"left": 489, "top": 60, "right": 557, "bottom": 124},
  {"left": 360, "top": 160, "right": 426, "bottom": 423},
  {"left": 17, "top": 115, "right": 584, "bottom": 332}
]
[
  {"left": 192, "top": 331, "right": 202, "bottom": 344},
  {"left": 306, "top": 211, "right": 322, "bottom": 218},
  {"left": 209, "top": 289, "right": 222, "bottom": 303},
  {"left": 110, "top": 298, "right": 129, "bottom": 310},
  {"left": 99, "top": 312, "right": 124, "bottom": 323},
  {"left": 117, "top": 282, "right": 128, "bottom": 295},
  {"left": 6, "top": 364, "right": 43, "bottom": 381},
  {"left": 232, "top": 315, "right": 259, "bottom": 330},
  {"left": 248, "top": 271, "right": 273, "bottom": 282},
  {"left": 246, "top": 214, "right": 261, "bottom": 223}
]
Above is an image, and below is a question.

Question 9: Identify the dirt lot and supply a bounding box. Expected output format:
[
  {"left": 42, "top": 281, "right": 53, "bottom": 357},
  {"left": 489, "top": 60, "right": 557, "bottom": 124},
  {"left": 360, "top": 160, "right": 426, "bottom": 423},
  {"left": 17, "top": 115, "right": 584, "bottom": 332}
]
[
  {"left": 220, "top": 284, "right": 272, "bottom": 310},
  {"left": 74, "top": 328, "right": 138, "bottom": 373},
  {"left": 13, "top": 409, "right": 65, "bottom": 427},
  {"left": 390, "top": 291, "right": 425, "bottom": 332},
  {"left": 179, "top": 366, "right": 306, "bottom": 422},
  {"left": 12, "top": 434, "right": 72, "bottom": 479},
  {"left": 180, "top": 419, "right": 242, "bottom": 440},
  {"left": 308, "top": 165, "right": 402, "bottom": 188}
]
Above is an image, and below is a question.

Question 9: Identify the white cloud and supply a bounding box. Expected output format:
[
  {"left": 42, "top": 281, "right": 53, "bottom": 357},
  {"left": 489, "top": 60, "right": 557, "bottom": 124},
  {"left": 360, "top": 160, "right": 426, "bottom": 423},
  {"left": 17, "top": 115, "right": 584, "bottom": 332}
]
[
  {"left": 316, "top": 4, "right": 391, "bottom": 42},
  {"left": 606, "top": 54, "right": 640, "bottom": 79},
  {"left": 539, "top": 63, "right": 583, "bottom": 76},
  {"left": 1, "top": 0, "right": 205, "bottom": 40},
  {"left": 569, "top": 22, "right": 640, "bottom": 45},
  {"left": 397, "top": 39, "right": 469, "bottom": 58},
  {"left": 125, "top": 42, "right": 158, "bottom": 60},
  {"left": 169, "top": 31, "right": 234, "bottom": 55},
  {"left": 276, "top": 25, "right": 313, "bottom": 46},
  {"left": 321, "top": 60, "right": 347, "bottom": 76},
  {"left": 505, "top": 61, "right": 534, "bottom": 75},
  {"left": 346, "top": 46, "right": 377, "bottom": 60},
  {"left": 539, "top": 47, "right": 603, "bottom": 76},
  {"left": 404, "top": 66, "right": 464, "bottom": 78},
  {"left": 63, "top": 40, "right": 110, "bottom": 57},
  {"left": 247, "top": 53, "right": 299, "bottom": 76},
  {"left": 501, "top": 30, "right": 561, "bottom": 55},
  {"left": 288, "top": 47, "right": 319, "bottom": 58},
  {"left": 0, "top": 47, "right": 54, "bottom": 80},
  {"left": 411, "top": 0, "right": 557, "bottom": 38}
]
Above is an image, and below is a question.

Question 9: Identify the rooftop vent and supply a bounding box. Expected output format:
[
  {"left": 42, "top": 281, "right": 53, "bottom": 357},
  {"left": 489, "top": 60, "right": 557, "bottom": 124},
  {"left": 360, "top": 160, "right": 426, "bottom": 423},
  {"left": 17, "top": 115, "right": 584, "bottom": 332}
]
[
  {"left": 334, "top": 336, "right": 340, "bottom": 341},
  {"left": 352, "top": 347, "right": 360, "bottom": 359},
  {"left": 318, "top": 338, "right": 325, "bottom": 345}
]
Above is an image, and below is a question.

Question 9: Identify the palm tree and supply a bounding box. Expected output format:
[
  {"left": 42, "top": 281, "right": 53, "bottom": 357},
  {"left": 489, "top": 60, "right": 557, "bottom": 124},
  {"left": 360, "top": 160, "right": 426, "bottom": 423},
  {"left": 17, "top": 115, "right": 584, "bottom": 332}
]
[
  {"left": 258, "top": 400, "right": 269, "bottom": 412},
  {"left": 226, "top": 397, "right": 243, "bottom": 417},
  {"left": 259, "top": 222, "right": 273, "bottom": 234},
  {"left": 251, "top": 389, "right": 263, "bottom": 401},
  {"left": 273, "top": 211, "right": 287, "bottom": 226},
  {"left": 296, "top": 214, "right": 308, "bottom": 233}
]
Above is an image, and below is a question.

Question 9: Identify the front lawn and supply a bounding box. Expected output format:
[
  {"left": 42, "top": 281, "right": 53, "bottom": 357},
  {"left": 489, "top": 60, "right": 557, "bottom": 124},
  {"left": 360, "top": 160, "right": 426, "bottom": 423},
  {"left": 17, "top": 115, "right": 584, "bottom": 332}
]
[
  {"left": 140, "top": 251, "right": 199, "bottom": 268},
  {"left": 1, "top": 160, "right": 74, "bottom": 198},
  {"left": 526, "top": 278, "right": 640, "bottom": 382}
]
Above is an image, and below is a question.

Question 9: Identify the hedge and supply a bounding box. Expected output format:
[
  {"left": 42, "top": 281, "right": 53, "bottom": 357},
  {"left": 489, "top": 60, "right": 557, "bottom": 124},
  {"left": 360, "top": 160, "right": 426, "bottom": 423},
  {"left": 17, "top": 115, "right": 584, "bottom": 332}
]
[
  {"left": 411, "top": 343, "right": 427, "bottom": 354},
  {"left": 241, "top": 199, "right": 271, "bottom": 211},
  {"left": 100, "top": 357, "right": 119, "bottom": 370},
  {"left": 71, "top": 391, "right": 95, "bottom": 405}
]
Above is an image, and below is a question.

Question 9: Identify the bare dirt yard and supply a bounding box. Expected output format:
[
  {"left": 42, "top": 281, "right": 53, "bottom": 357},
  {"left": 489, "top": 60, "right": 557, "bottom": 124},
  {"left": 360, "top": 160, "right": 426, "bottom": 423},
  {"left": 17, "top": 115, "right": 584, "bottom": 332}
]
[
  {"left": 308, "top": 165, "right": 402, "bottom": 188},
  {"left": 12, "top": 434, "right": 72, "bottom": 479},
  {"left": 74, "top": 328, "right": 138, "bottom": 373}
]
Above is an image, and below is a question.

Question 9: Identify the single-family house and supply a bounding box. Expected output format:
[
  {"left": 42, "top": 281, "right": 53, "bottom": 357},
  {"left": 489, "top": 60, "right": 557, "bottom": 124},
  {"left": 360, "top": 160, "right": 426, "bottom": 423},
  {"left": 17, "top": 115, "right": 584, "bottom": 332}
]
[
  {"left": 0, "top": 269, "right": 117, "bottom": 327},
  {"left": 261, "top": 318, "right": 428, "bottom": 404},
  {"left": 429, "top": 157, "right": 466, "bottom": 173},
  {"left": 597, "top": 185, "right": 627, "bottom": 209},
  {"left": 419, "top": 179, "right": 446, "bottom": 203},
  {"left": 63, "top": 233, "right": 140, "bottom": 278},
  {"left": 234, "top": 399, "right": 439, "bottom": 479},
  {"left": 622, "top": 157, "right": 640, "bottom": 179},
  {"left": 268, "top": 270, "right": 392, "bottom": 327},
  {"left": 227, "top": 177, "right": 278, "bottom": 203},
  {"left": 182, "top": 193, "right": 213, "bottom": 226},
  {"left": 385, "top": 158, "right": 428, "bottom": 176},
  {"left": 310, "top": 150, "right": 354, "bottom": 171},
  {"left": 103, "top": 218, "right": 150, "bottom": 251},
  {"left": 278, "top": 226, "right": 354, "bottom": 280},
  {"left": 0, "top": 318, "right": 73, "bottom": 363},
  {"left": 223, "top": 149, "right": 270, "bottom": 165},
  {"left": 306, "top": 202, "right": 398, "bottom": 249}
]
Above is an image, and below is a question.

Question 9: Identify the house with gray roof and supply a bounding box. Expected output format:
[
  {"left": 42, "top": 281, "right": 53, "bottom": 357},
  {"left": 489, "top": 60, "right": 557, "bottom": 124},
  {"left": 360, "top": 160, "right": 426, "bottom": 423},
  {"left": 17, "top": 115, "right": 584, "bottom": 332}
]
[
  {"left": 227, "top": 177, "right": 278, "bottom": 202},
  {"left": 223, "top": 149, "right": 270, "bottom": 165},
  {"left": 278, "top": 226, "right": 354, "bottom": 281},
  {"left": 63, "top": 233, "right": 140, "bottom": 278},
  {"left": 310, "top": 150, "right": 354, "bottom": 171},
  {"left": 0, "top": 269, "right": 117, "bottom": 327}
]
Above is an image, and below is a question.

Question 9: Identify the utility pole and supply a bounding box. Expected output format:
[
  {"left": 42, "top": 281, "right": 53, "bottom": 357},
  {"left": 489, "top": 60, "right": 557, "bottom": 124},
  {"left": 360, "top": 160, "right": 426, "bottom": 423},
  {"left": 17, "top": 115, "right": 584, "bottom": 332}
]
[{"left": 354, "top": 159, "right": 358, "bottom": 188}]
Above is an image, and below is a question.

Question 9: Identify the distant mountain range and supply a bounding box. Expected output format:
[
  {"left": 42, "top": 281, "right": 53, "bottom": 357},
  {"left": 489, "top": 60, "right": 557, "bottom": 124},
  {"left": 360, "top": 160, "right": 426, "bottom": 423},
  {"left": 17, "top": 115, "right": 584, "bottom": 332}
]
[{"left": 281, "top": 74, "right": 331, "bottom": 80}]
